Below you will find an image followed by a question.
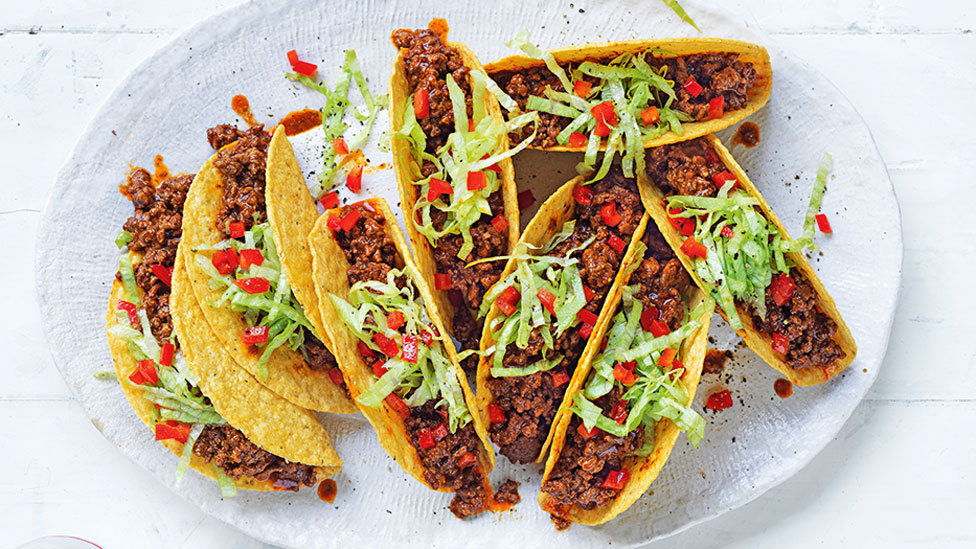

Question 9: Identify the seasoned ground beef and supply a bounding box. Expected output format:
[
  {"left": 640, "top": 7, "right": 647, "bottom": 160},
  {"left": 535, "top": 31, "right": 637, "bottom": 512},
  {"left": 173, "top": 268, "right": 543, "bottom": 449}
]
[
  {"left": 488, "top": 168, "right": 643, "bottom": 463},
  {"left": 703, "top": 348, "right": 731, "bottom": 376},
  {"left": 747, "top": 268, "right": 845, "bottom": 370},
  {"left": 121, "top": 168, "right": 194, "bottom": 344},
  {"left": 391, "top": 27, "right": 472, "bottom": 155},
  {"left": 391, "top": 27, "right": 506, "bottom": 370},
  {"left": 405, "top": 401, "right": 488, "bottom": 519},
  {"left": 494, "top": 53, "right": 756, "bottom": 147},
  {"left": 541, "top": 388, "right": 643, "bottom": 516},
  {"left": 645, "top": 138, "right": 845, "bottom": 370},
  {"left": 329, "top": 202, "right": 490, "bottom": 518},
  {"left": 211, "top": 124, "right": 271, "bottom": 237},
  {"left": 494, "top": 479, "right": 521, "bottom": 505},
  {"left": 193, "top": 424, "right": 317, "bottom": 491},
  {"left": 207, "top": 123, "right": 245, "bottom": 150},
  {"left": 303, "top": 331, "right": 339, "bottom": 372}
]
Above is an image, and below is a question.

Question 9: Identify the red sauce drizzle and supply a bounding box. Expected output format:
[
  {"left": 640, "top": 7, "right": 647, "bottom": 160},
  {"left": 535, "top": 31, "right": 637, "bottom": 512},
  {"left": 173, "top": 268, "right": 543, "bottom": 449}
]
[
  {"left": 732, "top": 122, "right": 760, "bottom": 148},
  {"left": 231, "top": 94, "right": 258, "bottom": 127},
  {"left": 774, "top": 378, "right": 793, "bottom": 399},
  {"left": 317, "top": 479, "right": 338, "bottom": 503},
  {"left": 278, "top": 108, "right": 322, "bottom": 136},
  {"left": 152, "top": 155, "right": 169, "bottom": 184}
]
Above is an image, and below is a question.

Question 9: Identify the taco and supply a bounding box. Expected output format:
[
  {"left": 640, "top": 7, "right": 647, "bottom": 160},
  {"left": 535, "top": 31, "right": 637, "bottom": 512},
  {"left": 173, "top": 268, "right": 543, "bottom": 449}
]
[
  {"left": 538, "top": 217, "right": 711, "bottom": 529},
  {"left": 476, "top": 168, "right": 646, "bottom": 464},
  {"left": 390, "top": 21, "right": 536, "bottom": 371},
  {"left": 179, "top": 123, "right": 356, "bottom": 413},
  {"left": 638, "top": 135, "right": 856, "bottom": 385},
  {"left": 107, "top": 168, "right": 341, "bottom": 494},
  {"left": 485, "top": 36, "right": 771, "bottom": 181},
  {"left": 307, "top": 197, "right": 496, "bottom": 519}
]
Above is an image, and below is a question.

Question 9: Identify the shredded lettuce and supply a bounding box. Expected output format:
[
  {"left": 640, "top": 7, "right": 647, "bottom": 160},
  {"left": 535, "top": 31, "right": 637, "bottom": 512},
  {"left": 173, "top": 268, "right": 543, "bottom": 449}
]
[
  {"left": 93, "top": 370, "right": 117, "bottom": 380},
  {"left": 115, "top": 230, "right": 133, "bottom": 249},
  {"left": 212, "top": 464, "right": 238, "bottom": 498},
  {"left": 397, "top": 70, "right": 537, "bottom": 259},
  {"left": 194, "top": 222, "right": 316, "bottom": 380},
  {"left": 175, "top": 423, "right": 205, "bottom": 486},
  {"left": 802, "top": 152, "right": 832, "bottom": 243},
  {"left": 118, "top": 252, "right": 139, "bottom": 305},
  {"left": 659, "top": 0, "right": 702, "bottom": 33},
  {"left": 330, "top": 267, "right": 473, "bottom": 433},
  {"left": 481, "top": 221, "right": 595, "bottom": 378},
  {"left": 571, "top": 288, "right": 710, "bottom": 448},
  {"left": 287, "top": 49, "right": 387, "bottom": 196}
]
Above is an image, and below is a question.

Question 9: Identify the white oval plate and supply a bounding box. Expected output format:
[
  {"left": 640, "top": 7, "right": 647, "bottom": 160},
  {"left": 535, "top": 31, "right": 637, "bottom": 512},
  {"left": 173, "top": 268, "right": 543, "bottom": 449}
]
[{"left": 36, "top": 0, "right": 901, "bottom": 547}]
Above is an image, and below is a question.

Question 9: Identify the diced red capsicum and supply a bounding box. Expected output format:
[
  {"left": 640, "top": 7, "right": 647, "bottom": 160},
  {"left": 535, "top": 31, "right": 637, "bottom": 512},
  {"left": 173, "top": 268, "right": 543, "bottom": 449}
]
[
  {"left": 551, "top": 370, "right": 570, "bottom": 387},
  {"left": 658, "top": 347, "right": 677, "bottom": 369},
  {"left": 641, "top": 106, "right": 660, "bottom": 126},
  {"left": 680, "top": 237, "right": 708, "bottom": 260},
  {"left": 771, "top": 332, "right": 790, "bottom": 354},
  {"left": 413, "top": 88, "right": 430, "bottom": 118},
  {"left": 712, "top": 171, "right": 739, "bottom": 191},
  {"left": 707, "top": 96, "right": 725, "bottom": 120},
  {"left": 600, "top": 202, "right": 622, "bottom": 227},
  {"left": 573, "top": 80, "right": 592, "bottom": 98},
  {"left": 667, "top": 207, "right": 696, "bottom": 237},
  {"left": 346, "top": 165, "right": 363, "bottom": 192},
  {"left": 228, "top": 221, "right": 246, "bottom": 239},
  {"left": 457, "top": 452, "right": 477, "bottom": 468},
  {"left": 319, "top": 191, "right": 339, "bottom": 210},
  {"left": 577, "top": 422, "right": 600, "bottom": 439},
  {"left": 150, "top": 264, "right": 172, "bottom": 287},
  {"left": 579, "top": 322, "right": 594, "bottom": 339},
  {"left": 573, "top": 184, "right": 593, "bottom": 205},
  {"left": 816, "top": 213, "right": 832, "bottom": 233},
  {"left": 537, "top": 289, "right": 557, "bottom": 316},
  {"left": 372, "top": 360, "right": 388, "bottom": 377},
  {"left": 610, "top": 400, "right": 629, "bottom": 424},
  {"left": 155, "top": 420, "right": 191, "bottom": 444},
  {"left": 159, "top": 342, "right": 175, "bottom": 367},
  {"left": 385, "top": 393, "right": 410, "bottom": 419},
  {"left": 721, "top": 225, "right": 735, "bottom": 239},
  {"left": 291, "top": 59, "right": 318, "bottom": 77},
  {"left": 518, "top": 190, "right": 535, "bottom": 209},
  {"left": 490, "top": 214, "right": 508, "bottom": 233},
  {"left": 117, "top": 300, "right": 139, "bottom": 328},
  {"left": 648, "top": 319, "right": 671, "bottom": 338},
  {"left": 568, "top": 131, "right": 587, "bottom": 148},
  {"left": 327, "top": 367, "right": 344, "bottom": 386},
  {"left": 286, "top": 50, "right": 299, "bottom": 65},
  {"left": 496, "top": 285, "right": 521, "bottom": 317},
  {"left": 239, "top": 249, "right": 264, "bottom": 270},
  {"left": 488, "top": 403, "right": 506, "bottom": 424},
  {"left": 704, "top": 389, "right": 733, "bottom": 411},
  {"left": 373, "top": 332, "right": 399, "bottom": 358},
  {"left": 129, "top": 359, "right": 158, "bottom": 386},
  {"left": 211, "top": 248, "right": 239, "bottom": 275},
  {"left": 769, "top": 273, "right": 796, "bottom": 306},
  {"left": 602, "top": 468, "right": 630, "bottom": 490},
  {"left": 242, "top": 325, "right": 268, "bottom": 345},
  {"left": 583, "top": 285, "right": 595, "bottom": 303},
  {"left": 577, "top": 309, "right": 599, "bottom": 326},
  {"left": 608, "top": 233, "right": 626, "bottom": 253},
  {"left": 613, "top": 362, "right": 638, "bottom": 386},
  {"left": 466, "top": 171, "right": 487, "bottom": 192},
  {"left": 326, "top": 214, "right": 342, "bottom": 232},
  {"left": 234, "top": 277, "right": 270, "bottom": 294},
  {"left": 339, "top": 209, "right": 360, "bottom": 231},
  {"left": 332, "top": 137, "right": 349, "bottom": 155},
  {"left": 640, "top": 305, "right": 660, "bottom": 332},
  {"left": 427, "top": 177, "right": 453, "bottom": 202},
  {"left": 357, "top": 341, "right": 376, "bottom": 358},
  {"left": 402, "top": 335, "right": 418, "bottom": 363},
  {"left": 683, "top": 76, "right": 703, "bottom": 97},
  {"left": 434, "top": 273, "right": 452, "bottom": 290},
  {"left": 386, "top": 311, "right": 405, "bottom": 331},
  {"left": 590, "top": 101, "right": 619, "bottom": 137},
  {"left": 419, "top": 330, "right": 432, "bottom": 346}
]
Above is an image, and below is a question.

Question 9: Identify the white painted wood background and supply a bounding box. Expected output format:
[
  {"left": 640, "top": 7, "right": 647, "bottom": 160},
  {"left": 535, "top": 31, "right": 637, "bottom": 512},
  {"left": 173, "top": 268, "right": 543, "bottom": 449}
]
[{"left": 3, "top": 0, "right": 973, "bottom": 547}]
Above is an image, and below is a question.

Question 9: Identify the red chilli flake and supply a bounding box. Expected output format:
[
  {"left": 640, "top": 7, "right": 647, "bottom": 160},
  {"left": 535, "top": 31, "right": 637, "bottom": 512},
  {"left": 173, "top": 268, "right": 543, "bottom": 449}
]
[
  {"left": 704, "top": 389, "right": 733, "bottom": 411},
  {"left": 242, "top": 325, "right": 269, "bottom": 345},
  {"left": 319, "top": 191, "right": 339, "bottom": 210},
  {"left": 517, "top": 190, "right": 535, "bottom": 209}
]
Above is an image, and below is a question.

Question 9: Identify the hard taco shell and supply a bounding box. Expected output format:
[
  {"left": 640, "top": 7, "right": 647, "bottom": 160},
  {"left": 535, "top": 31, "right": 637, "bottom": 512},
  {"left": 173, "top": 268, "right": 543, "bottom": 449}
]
[{"left": 636, "top": 134, "right": 856, "bottom": 386}]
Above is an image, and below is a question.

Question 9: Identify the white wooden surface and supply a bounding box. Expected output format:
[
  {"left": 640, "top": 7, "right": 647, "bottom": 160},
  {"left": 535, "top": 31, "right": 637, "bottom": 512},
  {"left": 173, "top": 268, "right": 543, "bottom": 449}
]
[{"left": 2, "top": 1, "right": 974, "bottom": 547}]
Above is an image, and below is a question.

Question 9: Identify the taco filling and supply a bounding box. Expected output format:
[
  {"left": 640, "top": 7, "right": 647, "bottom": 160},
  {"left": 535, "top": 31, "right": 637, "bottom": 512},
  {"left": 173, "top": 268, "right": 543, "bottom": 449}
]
[
  {"left": 483, "top": 169, "right": 643, "bottom": 463},
  {"left": 391, "top": 27, "right": 533, "bottom": 367},
  {"left": 491, "top": 34, "right": 758, "bottom": 179},
  {"left": 112, "top": 167, "right": 318, "bottom": 493},
  {"left": 645, "top": 138, "right": 845, "bottom": 370},
  {"left": 540, "top": 225, "right": 707, "bottom": 529},
  {"left": 194, "top": 124, "right": 342, "bottom": 382},
  {"left": 327, "top": 203, "right": 490, "bottom": 519}
]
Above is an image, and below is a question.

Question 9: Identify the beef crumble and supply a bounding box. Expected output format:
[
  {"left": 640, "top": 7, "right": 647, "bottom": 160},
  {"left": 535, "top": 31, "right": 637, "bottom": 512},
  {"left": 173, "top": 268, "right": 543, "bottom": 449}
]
[
  {"left": 193, "top": 424, "right": 317, "bottom": 491},
  {"left": 211, "top": 124, "right": 271, "bottom": 237},
  {"left": 391, "top": 27, "right": 506, "bottom": 369},
  {"left": 329, "top": 202, "right": 490, "bottom": 519},
  {"left": 488, "top": 168, "right": 643, "bottom": 464},
  {"left": 644, "top": 138, "right": 845, "bottom": 370},
  {"left": 120, "top": 168, "right": 194, "bottom": 344},
  {"left": 493, "top": 52, "right": 757, "bottom": 148}
]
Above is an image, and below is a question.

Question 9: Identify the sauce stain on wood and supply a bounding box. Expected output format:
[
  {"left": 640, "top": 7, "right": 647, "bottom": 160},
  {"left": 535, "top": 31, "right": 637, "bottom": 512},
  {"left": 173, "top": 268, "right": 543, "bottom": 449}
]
[
  {"left": 317, "top": 478, "right": 338, "bottom": 503},
  {"left": 278, "top": 108, "right": 322, "bottom": 136},
  {"left": 231, "top": 94, "right": 258, "bottom": 127},
  {"left": 774, "top": 378, "right": 793, "bottom": 399},
  {"left": 732, "top": 122, "right": 760, "bottom": 148}
]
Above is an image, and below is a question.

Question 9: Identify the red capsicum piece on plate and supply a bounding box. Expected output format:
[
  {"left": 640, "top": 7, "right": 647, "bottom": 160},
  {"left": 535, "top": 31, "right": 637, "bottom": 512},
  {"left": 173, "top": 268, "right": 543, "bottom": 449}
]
[
  {"left": 816, "top": 213, "right": 833, "bottom": 233},
  {"left": 292, "top": 60, "right": 318, "bottom": 77},
  {"left": 414, "top": 88, "right": 430, "bottom": 118},
  {"left": 346, "top": 165, "right": 363, "bottom": 192},
  {"left": 319, "top": 191, "right": 339, "bottom": 210},
  {"left": 705, "top": 389, "right": 733, "bottom": 411},
  {"left": 233, "top": 277, "right": 270, "bottom": 294}
]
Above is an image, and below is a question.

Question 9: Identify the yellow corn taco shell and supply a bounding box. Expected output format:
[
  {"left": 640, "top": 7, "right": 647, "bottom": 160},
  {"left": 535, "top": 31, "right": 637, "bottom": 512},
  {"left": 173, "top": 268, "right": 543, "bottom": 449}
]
[
  {"left": 307, "top": 197, "right": 495, "bottom": 493},
  {"left": 538, "top": 213, "right": 711, "bottom": 526},
  {"left": 484, "top": 37, "right": 771, "bottom": 150},
  {"left": 105, "top": 254, "right": 340, "bottom": 491},
  {"left": 475, "top": 176, "right": 649, "bottom": 463},
  {"left": 389, "top": 23, "right": 520, "bottom": 342},
  {"left": 636, "top": 135, "right": 856, "bottom": 386},
  {"left": 179, "top": 147, "right": 355, "bottom": 413}
]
